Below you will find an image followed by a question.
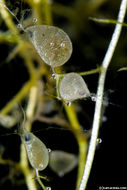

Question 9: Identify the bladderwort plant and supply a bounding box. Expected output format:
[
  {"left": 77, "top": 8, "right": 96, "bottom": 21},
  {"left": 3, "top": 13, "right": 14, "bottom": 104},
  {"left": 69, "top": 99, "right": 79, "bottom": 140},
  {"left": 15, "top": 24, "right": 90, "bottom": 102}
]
[{"left": 0, "top": 0, "right": 127, "bottom": 190}]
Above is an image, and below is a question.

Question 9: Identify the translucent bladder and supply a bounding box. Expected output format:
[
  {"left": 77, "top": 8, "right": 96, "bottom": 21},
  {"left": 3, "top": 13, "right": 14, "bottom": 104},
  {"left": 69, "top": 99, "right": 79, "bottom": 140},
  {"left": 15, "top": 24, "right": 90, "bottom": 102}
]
[
  {"left": 49, "top": 150, "right": 78, "bottom": 176},
  {"left": 26, "top": 25, "right": 72, "bottom": 68},
  {"left": 59, "top": 72, "right": 90, "bottom": 102},
  {"left": 21, "top": 131, "right": 49, "bottom": 171},
  {"left": 0, "top": 1, "right": 72, "bottom": 68}
]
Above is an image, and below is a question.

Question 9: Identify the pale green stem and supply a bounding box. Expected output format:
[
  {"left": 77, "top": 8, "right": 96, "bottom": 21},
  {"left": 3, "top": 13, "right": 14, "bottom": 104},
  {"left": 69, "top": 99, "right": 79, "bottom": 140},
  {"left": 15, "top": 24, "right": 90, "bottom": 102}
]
[
  {"left": 20, "top": 84, "right": 39, "bottom": 190},
  {"left": 56, "top": 67, "right": 101, "bottom": 78},
  {"left": 79, "top": 0, "right": 127, "bottom": 190},
  {"left": 35, "top": 169, "right": 47, "bottom": 190},
  {"left": 20, "top": 144, "right": 38, "bottom": 190},
  {"left": 26, "top": 85, "right": 38, "bottom": 120},
  {"left": 64, "top": 104, "right": 88, "bottom": 190},
  {"left": 89, "top": 17, "right": 127, "bottom": 27},
  {"left": 78, "top": 67, "right": 101, "bottom": 76}
]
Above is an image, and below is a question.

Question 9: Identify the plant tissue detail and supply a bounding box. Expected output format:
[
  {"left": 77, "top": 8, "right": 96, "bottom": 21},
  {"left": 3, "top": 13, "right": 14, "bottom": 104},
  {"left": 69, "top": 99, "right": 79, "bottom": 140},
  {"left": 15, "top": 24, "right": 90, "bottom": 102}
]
[
  {"left": 59, "top": 72, "right": 90, "bottom": 102},
  {"left": 49, "top": 150, "right": 78, "bottom": 177},
  {"left": 26, "top": 25, "right": 73, "bottom": 68},
  {"left": 0, "top": 1, "right": 72, "bottom": 68},
  {"left": 19, "top": 118, "right": 49, "bottom": 171},
  {"left": 1, "top": 0, "right": 117, "bottom": 190}
]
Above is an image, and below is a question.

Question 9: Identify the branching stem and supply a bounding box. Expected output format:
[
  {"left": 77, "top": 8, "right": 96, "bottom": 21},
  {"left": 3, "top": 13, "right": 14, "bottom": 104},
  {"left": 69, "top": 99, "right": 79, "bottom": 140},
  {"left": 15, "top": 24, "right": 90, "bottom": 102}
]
[{"left": 79, "top": 0, "right": 127, "bottom": 189}]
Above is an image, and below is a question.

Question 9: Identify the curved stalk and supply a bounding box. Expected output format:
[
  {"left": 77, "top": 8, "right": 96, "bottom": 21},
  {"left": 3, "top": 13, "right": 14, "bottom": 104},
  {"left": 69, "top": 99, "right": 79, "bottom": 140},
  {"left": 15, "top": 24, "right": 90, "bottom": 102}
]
[{"left": 79, "top": 0, "right": 127, "bottom": 189}]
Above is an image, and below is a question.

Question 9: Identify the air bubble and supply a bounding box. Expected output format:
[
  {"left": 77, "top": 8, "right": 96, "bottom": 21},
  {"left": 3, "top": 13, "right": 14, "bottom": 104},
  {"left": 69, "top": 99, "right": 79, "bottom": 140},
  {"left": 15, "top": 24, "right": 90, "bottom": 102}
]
[
  {"left": 17, "top": 23, "right": 23, "bottom": 29},
  {"left": 97, "top": 138, "right": 102, "bottom": 144},
  {"left": 51, "top": 73, "right": 56, "bottom": 79},
  {"left": 91, "top": 95, "right": 96, "bottom": 102},
  {"left": 48, "top": 148, "right": 51, "bottom": 153},
  {"left": 46, "top": 187, "right": 51, "bottom": 190},
  {"left": 59, "top": 73, "right": 90, "bottom": 102},
  {"left": 33, "top": 17, "right": 37, "bottom": 23},
  {"left": 65, "top": 101, "right": 71, "bottom": 106}
]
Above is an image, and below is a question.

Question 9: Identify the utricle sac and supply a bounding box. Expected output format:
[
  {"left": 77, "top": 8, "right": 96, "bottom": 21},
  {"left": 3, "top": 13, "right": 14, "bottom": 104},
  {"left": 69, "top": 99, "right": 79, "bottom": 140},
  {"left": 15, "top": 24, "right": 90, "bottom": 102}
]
[
  {"left": 59, "top": 72, "right": 90, "bottom": 102},
  {"left": 26, "top": 25, "right": 72, "bottom": 68},
  {"left": 21, "top": 132, "right": 49, "bottom": 171}
]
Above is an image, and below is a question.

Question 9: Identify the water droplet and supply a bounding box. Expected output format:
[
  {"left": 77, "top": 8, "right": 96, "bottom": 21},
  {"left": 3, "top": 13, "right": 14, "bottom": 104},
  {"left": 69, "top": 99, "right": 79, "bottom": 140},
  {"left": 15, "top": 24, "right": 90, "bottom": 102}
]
[
  {"left": 51, "top": 74, "right": 56, "bottom": 79},
  {"left": 65, "top": 101, "right": 71, "bottom": 106},
  {"left": 48, "top": 148, "right": 51, "bottom": 153},
  {"left": 91, "top": 95, "right": 96, "bottom": 102},
  {"left": 17, "top": 23, "right": 22, "bottom": 29},
  {"left": 97, "top": 138, "right": 102, "bottom": 144},
  {"left": 46, "top": 187, "right": 51, "bottom": 190},
  {"left": 33, "top": 17, "right": 37, "bottom": 23}
]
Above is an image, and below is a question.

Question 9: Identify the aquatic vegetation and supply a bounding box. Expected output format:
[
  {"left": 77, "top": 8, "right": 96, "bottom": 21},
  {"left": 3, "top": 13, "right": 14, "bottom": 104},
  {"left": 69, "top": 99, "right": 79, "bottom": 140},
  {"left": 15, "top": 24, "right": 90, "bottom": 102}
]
[{"left": 0, "top": 0, "right": 127, "bottom": 190}]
